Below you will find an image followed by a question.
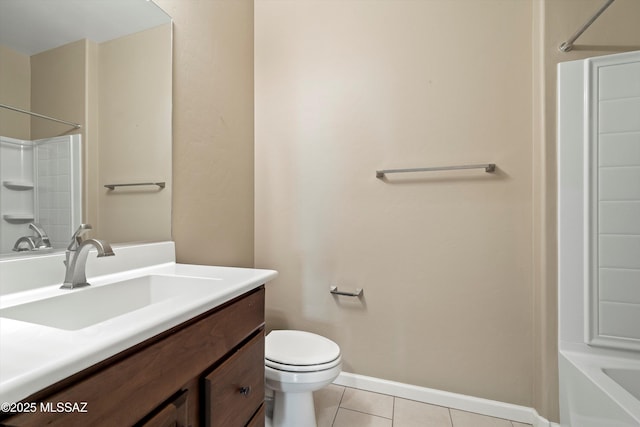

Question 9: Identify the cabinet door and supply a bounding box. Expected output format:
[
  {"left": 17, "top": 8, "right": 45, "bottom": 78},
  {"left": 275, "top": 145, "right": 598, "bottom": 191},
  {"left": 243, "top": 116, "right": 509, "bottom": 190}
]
[
  {"left": 245, "top": 404, "right": 265, "bottom": 427},
  {"left": 138, "top": 389, "right": 188, "bottom": 427},
  {"left": 205, "top": 332, "right": 264, "bottom": 427}
]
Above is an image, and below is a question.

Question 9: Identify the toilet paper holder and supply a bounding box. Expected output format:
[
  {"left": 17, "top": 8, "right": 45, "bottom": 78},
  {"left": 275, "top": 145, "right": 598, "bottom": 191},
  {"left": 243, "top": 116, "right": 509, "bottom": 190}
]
[{"left": 330, "top": 286, "right": 363, "bottom": 297}]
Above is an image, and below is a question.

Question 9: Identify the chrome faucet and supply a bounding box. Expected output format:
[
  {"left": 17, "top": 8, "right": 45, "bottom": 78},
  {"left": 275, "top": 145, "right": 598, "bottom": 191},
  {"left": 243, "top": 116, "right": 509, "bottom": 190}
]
[
  {"left": 29, "top": 222, "right": 51, "bottom": 249},
  {"left": 61, "top": 224, "right": 115, "bottom": 289},
  {"left": 12, "top": 236, "right": 37, "bottom": 252},
  {"left": 12, "top": 223, "right": 52, "bottom": 252}
]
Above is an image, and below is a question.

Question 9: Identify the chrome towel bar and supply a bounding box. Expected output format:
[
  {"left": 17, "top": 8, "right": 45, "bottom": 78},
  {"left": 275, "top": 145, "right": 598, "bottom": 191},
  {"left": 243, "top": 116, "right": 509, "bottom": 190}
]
[
  {"left": 376, "top": 163, "right": 496, "bottom": 178},
  {"left": 104, "top": 182, "right": 165, "bottom": 190},
  {"left": 330, "top": 286, "right": 363, "bottom": 297}
]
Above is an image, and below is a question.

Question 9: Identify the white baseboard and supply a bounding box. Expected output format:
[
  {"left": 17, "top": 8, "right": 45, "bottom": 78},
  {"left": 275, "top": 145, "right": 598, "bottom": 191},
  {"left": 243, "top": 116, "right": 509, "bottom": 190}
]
[{"left": 334, "top": 372, "right": 558, "bottom": 427}]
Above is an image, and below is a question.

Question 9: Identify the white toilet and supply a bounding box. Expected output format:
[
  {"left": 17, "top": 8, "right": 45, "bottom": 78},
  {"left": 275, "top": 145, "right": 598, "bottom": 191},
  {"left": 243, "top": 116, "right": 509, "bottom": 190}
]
[{"left": 265, "top": 330, "right": 342, "bottom": 427}]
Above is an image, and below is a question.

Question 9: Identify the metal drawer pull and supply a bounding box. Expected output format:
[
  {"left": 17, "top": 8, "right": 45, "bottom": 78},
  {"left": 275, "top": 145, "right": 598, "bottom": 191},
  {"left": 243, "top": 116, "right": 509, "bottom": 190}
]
[
  {"left": 239, "top": 386, "right": 251, "bottom": 397},
  {"left": 330, "top": 286, "right": 363, "bottom": 297}
]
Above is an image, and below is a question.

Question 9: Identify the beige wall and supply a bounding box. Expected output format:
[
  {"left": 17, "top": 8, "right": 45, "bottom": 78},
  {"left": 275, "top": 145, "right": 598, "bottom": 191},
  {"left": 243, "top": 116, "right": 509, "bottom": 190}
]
[
  {"left": 85, "top": 40, "right": 99, "bottom": 232},
  {"left": 251, "top": 2, "right": 640, "bottom": 419},
  {"left": 0, "top": 41, "right": 85, "bottom": 141},
  {"left": 30, "top": 40, "right": 86, "bottom": 140},
  {"left": 96, "top": 24, "right": 172, "bottom": 243},
  {"left": 154, "top": 0, "right": 255, "bottom": 267},
  {"left": 0, "top": 45, "right": 30, "bottom": 139},
  {"left": 255, "top": 0, "right": 535, "bottom": 408}
]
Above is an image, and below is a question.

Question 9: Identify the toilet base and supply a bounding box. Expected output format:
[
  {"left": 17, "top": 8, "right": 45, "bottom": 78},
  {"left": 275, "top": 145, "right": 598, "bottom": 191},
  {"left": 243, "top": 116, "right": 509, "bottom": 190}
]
[{"left": 271, "top": 390, "right": 316, "bottom": 427}]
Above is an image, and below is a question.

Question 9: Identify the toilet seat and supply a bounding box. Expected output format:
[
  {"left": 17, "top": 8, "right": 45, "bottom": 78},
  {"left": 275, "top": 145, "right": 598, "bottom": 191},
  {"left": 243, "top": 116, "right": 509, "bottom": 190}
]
[
  {"left": 266, "top": 330, "right": 341, "bottom": 372},
  {"left": 266, "top": 355, "right": 341, "bottom": 372},
  {"left": 265, "top": 330, "right": 343, "bottom": 427}
]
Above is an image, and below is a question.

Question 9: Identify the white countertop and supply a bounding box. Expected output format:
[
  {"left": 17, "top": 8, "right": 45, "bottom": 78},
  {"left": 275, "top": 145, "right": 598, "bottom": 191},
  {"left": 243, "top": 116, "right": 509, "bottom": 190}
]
[{"left": 0, "top": 242, "right": 277, "bottom": 404}]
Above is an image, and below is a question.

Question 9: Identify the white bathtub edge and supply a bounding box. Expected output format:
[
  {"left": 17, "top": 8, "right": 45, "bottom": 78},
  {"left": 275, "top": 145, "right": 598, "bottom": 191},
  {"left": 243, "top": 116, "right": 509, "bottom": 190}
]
[
  {"left": 559, "top": 346, "right": 640, "bottom": 426},
  {"left": 334, "top": 372, "right": 557, "bottom": 427}
]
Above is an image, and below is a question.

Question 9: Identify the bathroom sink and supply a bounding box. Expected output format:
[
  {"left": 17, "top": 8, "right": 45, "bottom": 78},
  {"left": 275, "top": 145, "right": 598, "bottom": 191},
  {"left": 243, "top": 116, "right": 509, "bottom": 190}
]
[{"left": 0, "top": 275, "right": 222, "bottom": 331}]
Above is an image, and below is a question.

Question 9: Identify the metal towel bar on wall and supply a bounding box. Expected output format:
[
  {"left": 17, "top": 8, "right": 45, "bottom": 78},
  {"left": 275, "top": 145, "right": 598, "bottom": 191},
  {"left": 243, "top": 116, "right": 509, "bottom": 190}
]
[
  {"left": 376, "top": 163, "right": 496, "bottom": 179},
  {"left": 330, "top": 286, "right": 363, "bottom": 297},
  {"left": 104, "top": 182, "right": 166, "bottom": 190}
]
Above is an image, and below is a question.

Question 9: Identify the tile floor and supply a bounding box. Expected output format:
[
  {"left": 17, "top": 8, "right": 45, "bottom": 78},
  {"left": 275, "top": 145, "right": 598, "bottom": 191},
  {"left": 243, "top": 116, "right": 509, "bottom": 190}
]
[{"left": 311, "top": 384, "right": 534, "bottom": 427}]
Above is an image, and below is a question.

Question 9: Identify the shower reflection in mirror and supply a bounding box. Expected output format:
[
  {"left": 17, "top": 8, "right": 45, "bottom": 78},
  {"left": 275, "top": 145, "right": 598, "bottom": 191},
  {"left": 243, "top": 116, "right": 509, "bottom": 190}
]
[{"left": 0, "top": 135, "right": 81, "bottom": 255}]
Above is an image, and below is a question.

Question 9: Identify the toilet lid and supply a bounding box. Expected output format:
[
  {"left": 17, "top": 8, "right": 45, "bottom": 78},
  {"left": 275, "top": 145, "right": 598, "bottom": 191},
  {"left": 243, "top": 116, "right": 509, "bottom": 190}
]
[
  {"left": 265, "top": 355, "right": 341, "bottom": 372},
  {"left": 266, "top": 330, "right": 341, "bottom": 366}
]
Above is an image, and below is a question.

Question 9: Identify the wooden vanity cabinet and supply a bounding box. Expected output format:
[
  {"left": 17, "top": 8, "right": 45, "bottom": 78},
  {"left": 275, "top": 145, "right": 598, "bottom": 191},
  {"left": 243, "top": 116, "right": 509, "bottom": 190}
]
[
  {"left": 139, "top": 389, "right": 189, "bottom": 427},
  {"left": 0, "top": 287, "right": 266, "bottom": 427}
]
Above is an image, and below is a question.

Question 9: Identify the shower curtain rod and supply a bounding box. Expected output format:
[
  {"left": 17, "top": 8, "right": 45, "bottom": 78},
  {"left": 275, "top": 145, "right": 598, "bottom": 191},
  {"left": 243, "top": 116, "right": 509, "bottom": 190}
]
[
  {"left": 0, "top": 103, "right": 82, "bottom": 129},
  {"left": 559, "top": 0, "right": 615, "bottom": 52}
]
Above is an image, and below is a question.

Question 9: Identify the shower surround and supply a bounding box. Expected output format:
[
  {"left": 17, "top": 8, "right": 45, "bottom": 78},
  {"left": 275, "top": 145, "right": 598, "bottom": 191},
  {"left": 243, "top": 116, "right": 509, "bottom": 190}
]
[
  {"left": 0, "top": 134, "right": 81, "bottom": 254},
  {"left": 558, "top": 50, "right": 640, "bottom": 426}
]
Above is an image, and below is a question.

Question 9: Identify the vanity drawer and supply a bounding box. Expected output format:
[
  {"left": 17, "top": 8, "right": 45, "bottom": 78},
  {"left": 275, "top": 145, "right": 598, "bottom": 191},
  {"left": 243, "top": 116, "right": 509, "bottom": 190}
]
[
  {"left": 139, "top": 389, "right": 188, "bottom": 427},
  {"left": 204, "top": 332, "right": 265, "bottom": 427},
  {"left": 246, "top": 403, "right": 265, "bottom": 427}
]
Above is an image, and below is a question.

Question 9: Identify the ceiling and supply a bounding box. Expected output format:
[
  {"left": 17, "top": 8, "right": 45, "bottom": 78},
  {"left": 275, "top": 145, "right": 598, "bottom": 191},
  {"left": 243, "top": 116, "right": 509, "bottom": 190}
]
[{"left": 0, "top": 0, "right": 171, "bottom": 56}]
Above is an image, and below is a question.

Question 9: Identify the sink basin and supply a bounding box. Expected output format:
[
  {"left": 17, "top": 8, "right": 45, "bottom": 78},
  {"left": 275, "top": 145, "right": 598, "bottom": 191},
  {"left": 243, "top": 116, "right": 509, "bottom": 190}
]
[{"left": 0, "top": 275, "right": 221, "bottom": 330}]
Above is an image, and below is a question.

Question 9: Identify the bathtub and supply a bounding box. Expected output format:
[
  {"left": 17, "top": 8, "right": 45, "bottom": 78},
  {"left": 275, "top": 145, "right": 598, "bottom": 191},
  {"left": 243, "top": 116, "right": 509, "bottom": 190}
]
[{"left": 559, "top": 344, "right": 640, "bottom": 426}]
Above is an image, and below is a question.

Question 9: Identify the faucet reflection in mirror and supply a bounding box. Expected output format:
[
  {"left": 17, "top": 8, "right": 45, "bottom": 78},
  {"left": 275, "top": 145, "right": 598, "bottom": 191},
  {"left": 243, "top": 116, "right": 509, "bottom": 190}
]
[
  {"left": 12, "top": 222, "right": 51, "bottom": 251},
  {"left": 62, "top": 224, "right": 114, "bottom": 290},
  {"left": 0, "top": 135, "right": 82, "bottom": 255}
]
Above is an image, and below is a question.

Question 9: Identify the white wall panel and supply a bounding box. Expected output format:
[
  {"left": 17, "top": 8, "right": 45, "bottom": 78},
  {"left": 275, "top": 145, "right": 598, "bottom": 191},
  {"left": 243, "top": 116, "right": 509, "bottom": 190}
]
[
  {"left": 589, "top": 51, "right": 640, "bottom": 350},
  {"left": 599, "top": 269, "right": 640, "bottom": 304},
  {"left": 599, "top": 235, "right": 640, "bottom": 269},
  {"left": 598, "top": 167, "right": 640, "bottom": 200},
  {"left": 599, "top": 302, "right": 640, "bottom": 340},
  {"left": 598, "top": 132, "right": 640, "bottom": 167},
  {"left": 599, "top": 201, "right": 640, "bottom": 234},
  {"left": 599, "top": 61, "right": 640, "bottom": 100},
  {"left": 598, "top": 98, "right": 640, "bottom": 134},
  {"left": 35, "top": 136, "right": 75, "bottom": 248}
]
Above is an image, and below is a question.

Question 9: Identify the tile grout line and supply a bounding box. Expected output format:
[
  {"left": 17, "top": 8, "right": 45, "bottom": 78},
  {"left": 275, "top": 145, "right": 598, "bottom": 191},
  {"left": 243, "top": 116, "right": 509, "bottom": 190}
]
[
  {"left": 391, "top": 396, "right": 395, "bottom": 427},
  {"left": 331, "top": 386, "right": 347, "bottom": 427},
  {"left": 327, "top": 385, "right": 533, "bottom": 427},
  {"left": 337, "top": 407, "right": 394, "bottom": 421},
  {"left": 336, "top": 386, "right": 396, "bottom": 422}
]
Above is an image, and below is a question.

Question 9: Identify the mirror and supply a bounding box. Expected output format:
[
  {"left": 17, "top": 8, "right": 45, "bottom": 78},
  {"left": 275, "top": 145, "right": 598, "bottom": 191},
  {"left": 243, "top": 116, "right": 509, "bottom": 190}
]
[{"left": 0, "top": 0, "right": 172, "bottom": 256}]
